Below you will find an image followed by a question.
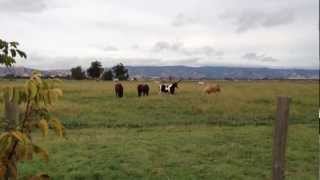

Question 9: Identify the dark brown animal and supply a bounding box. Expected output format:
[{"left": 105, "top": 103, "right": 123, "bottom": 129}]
[
  {"left": 137, "top": 84, "right": 149, "bottom": 97},
  {"left": 115, "top": 83, "right": 123, "bottom": 98},
  {"left": 203, "top": 84, "right": 221, "bottom": 94}
]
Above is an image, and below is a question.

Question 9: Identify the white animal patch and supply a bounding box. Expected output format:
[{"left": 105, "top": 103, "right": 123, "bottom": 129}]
[
  {"left": 166, "top": 84, "right": 172, "bottom": 91},
  {"left": 198, "top": 81, "right": 205, "bottom": 85}
]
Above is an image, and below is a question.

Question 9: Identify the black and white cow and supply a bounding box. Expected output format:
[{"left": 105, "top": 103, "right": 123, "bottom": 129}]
[{"left": 159, "top": 80, "right": 181, "bottom": 95}]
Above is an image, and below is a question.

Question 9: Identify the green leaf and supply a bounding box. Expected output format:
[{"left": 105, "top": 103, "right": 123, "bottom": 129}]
[
  {"left": 9, "top": 41, "right": 19, "bottom": 48},
  {"left": 38, "top": 119, "right": 49, "bottom": 137},
  {"left": 11, "top": 131, "right": 30, "bottom": 144},
  {"left": 16, "top": 49, "right": 27, "bottom": 59},
  {"left": 0, "top": 133, "right": 12, "bottom": 157},
  {"left": 26, "top": 80, "right": 37, "bottom": 99},
  {"left": 49, "top": 118, "right": 65, "bottom": 137},
  {"left": 10, "top": 49, "right": 16, "bottom": 57},
  {"left": 32, "top": 73, "right": 42, "bottom": 84},
  {"left": 32, "top": 144, "right": 49, "bottom": 162},
  {"left": 52, "top": 88, "right": 63, "bottom": 97}
]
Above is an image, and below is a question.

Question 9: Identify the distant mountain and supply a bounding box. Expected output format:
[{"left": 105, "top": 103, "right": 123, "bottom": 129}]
[
  {"left": 0, "top": 66, "right": 318, "bottom": 79},
  {"left": 127, "top": 66, "right": 319, "bottom": 80},
  {"left": 0, "top": 67, "right": 70, "bottom": 77}
]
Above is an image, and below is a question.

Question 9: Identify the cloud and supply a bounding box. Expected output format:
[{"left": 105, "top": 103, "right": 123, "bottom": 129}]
[
  {"left": 221, "top": 8, "right": 295, "bottom": 33},
  {"left": 131, "top": 44, "right": 140, "bottom": 49},
  {"left": 153, "top": 41, "right": 172, "bottom": 51},
  {"left": 103, "top": 46, "right": 118, "bottom": 51},
  {"left": 182, "top": 46, "right": 224, "bottom": 57},
  {"left": 243, "top": 53, "right": 278, "bottom": 62},
  {"left": 172, "top": 13, "right": 197, "bottom": 27},
  {"left": 2, "top": 0, "right": 316, "bottom": 69},
  {"left": 21, "top": 53, "right": 165, "bottom": 69},
  {"left": 152, "top": 41, "right": 223, "bottom": 57},
  {"left": 0, "top": 0, "right": 47, "bottom": 13},
  {"left": 262, "top": 9, "right": 295, "bottom": 27},
  {"left": 172, "top": 57, "right": 201, "bottom": 64}
]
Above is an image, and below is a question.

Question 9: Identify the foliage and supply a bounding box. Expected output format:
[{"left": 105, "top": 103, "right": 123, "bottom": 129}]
[
  {"left": 87, "top": 61, "right": 103, "bottom": 79},
  {"left": 112, "top": 63, "right": 129, "bottom": 80},
  {"left": 71, "top": 66, "right": 86, "bottom": 80},
  {"left": 0, "top": 39, "right": 27, "bottom": 67},
  {"left": 0, "top": 72, "right": 65, "bottom": 179},
  {"left": 101, "top": 70, "right": 113, "bottom": 81}
]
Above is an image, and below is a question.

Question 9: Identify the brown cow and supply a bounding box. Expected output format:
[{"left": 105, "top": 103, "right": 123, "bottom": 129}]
[{"left": 203, "top": 84, "right": 221, "bottom": 94}]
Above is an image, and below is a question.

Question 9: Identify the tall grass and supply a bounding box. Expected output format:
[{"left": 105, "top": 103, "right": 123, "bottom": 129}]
[{"left": 1, "top": 80, "right": 314, "bottom": 128}]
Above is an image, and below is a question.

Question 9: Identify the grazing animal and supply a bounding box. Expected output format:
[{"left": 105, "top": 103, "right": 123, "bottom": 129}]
[
  {"left": 159, "top": 80, "right": 181, "bottom": 95},
  {"left": 198, "top": 81, "right": 205, "bottom": 85},
  {"left": 203, "top": 84, "right": 221, "bottom": 94},
  {"left": 114, "top": 83, "right": 123, "bottom": 98},
  {"left": 137, "top": 84, "right": 150, "bottom": 97}
]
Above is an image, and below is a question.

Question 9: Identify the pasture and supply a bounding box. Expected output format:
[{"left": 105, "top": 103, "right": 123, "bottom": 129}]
[{"left": 0, "top": 80, "right": 318, "bottom": 179}]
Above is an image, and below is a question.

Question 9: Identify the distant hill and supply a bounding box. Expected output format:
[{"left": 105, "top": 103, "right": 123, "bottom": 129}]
[
  {"left": 0, "top": 67, "right": 70, "bottom": 77},
  {"left": 0, "top": 66, "right": 318, "bottom": 79},
  {"left": 127, "top": 66, "right": 319, "bottom": 80}
]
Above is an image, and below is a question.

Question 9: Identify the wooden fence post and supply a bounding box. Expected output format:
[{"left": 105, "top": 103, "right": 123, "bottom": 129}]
[
  {"left": 272, "top": 96, "right": 290, "bottom": 180},
  {"left": 4, "top": 91, "right": 19, "bottom": 131},
  {"left": 3, "top": 92, "right": 20, "bottom": 179}
]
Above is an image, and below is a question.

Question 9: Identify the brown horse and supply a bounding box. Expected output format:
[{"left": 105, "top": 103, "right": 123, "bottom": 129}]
[
  {"left": 114, "top": 83, "right": 123, "bottom": 98},
  {"left": 137, "top": 84, "right": 149, "bottom": 97},
  {"left": 203, "top": 84, "right": 221, "bottom": 94}
]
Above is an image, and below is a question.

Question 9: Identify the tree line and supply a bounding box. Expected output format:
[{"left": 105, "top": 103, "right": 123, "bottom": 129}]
[{"left": 71, "top": 61, "right": 129, "bottom": 80}]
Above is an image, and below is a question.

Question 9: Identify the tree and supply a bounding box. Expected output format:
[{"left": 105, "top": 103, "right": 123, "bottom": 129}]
[
  {"left": 0, "top": 39, "right": 64, "bottom": 179},
  {"left": 112, "top": 63, "right": 129, "bottom": 80},
  {"left": 1, "top": 72, "right": 65, "bottom": 179},
  {"left": 87, "top": 61, "right": 103, "bottom": 79},
  {"left": 0, "top": 39, "right": 27, "bottom": 66},
  {"left": 71, "top": 66, "right": 86, "bottom": 80},
  {"left": 101, "top": 69, "right": 113, "bottom": 80}
]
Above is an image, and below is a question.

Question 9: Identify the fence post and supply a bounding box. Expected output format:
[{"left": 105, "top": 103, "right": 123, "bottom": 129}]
[
  {"left": 272, "top": 96, "right": 290, "bottom": 180},
  {"left": 4, "top": 92, "right": 20, "bottom": 179},
  {"left": 4, "top": 91, "right": 19, "bottom": 131}
]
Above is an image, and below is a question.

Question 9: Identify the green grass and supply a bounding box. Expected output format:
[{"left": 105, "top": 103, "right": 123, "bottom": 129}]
[
  {"left": 19, "top": 125, "right": 317, "bottom": 180},
  {"left": 0, "top": 79, "right": 318, "bottom": 179}
]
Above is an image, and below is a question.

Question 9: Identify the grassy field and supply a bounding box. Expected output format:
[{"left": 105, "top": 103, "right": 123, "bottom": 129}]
[{"left": 0, "top": 79, "right": 318, "bottom": 179}]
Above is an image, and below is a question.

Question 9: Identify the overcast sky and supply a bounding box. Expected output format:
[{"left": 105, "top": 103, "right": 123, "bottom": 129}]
[{"left": 0, "top": 0, "right": 319, "bottom": 69}]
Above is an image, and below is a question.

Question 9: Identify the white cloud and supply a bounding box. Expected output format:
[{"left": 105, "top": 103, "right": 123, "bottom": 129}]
[
  {"left": 243, "top": 53, "right": 278, "bottom": 62},
  {"left": 0, "top": 0, "right": 318, "bottom": 69},
  {"left": 0, "top": 0, "right": 47, "bottom": 13},
  {"left": 220, "top": 8, "right": 295, "bottom": 33},
  {"left": 103, "top": 46, "right": 118, "bottom": 52},
  {"left": 152, "top": 41, "right": 224, "bottom": 57},
  {"left": 172, "top": 13, "right": 198, "bottom": 27}
]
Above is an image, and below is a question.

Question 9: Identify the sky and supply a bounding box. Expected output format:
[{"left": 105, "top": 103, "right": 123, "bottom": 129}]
[{"left": 0, "top": 0, "right": 319, "bottom": 69}]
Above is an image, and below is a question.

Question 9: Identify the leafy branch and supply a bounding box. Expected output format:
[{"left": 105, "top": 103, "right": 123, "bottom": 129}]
[
  {"left": 0, "top": 39, "right": 27, "bottom": 67},
  {"left": 0, "top": 72, "right": 65, "bottom": 179}
]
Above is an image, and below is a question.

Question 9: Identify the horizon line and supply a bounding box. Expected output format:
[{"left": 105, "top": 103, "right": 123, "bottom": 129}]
[{"left": 1, "top": 65, "right": 319, "bottom": 71}]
